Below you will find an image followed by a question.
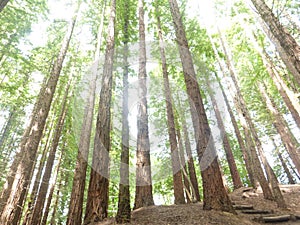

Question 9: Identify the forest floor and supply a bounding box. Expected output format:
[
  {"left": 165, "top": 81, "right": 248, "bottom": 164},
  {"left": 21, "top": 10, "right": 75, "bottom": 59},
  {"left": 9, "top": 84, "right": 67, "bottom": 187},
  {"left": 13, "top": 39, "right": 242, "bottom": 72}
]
[{"left": 97, "top": 184, "right": 300, "bottom": 225}]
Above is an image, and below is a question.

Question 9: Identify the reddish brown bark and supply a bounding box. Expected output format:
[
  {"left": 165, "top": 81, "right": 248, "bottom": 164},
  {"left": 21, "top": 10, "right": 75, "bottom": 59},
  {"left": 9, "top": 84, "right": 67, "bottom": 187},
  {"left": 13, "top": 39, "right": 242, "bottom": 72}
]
[
  {"left": 156, "top": 6, "right": 185, "bottom": 205},
  {"left": 206, "top": 79, "right": 243, "bottom": 190},
  {"left": 218, "top": 30, "right": 273, "bottom": 200},
  {"left": 134, "top": 0, "right": 154, "bottom": 210},
  {"left": 67, "top": 2, "right": 106, "bottom": 224},
  {"left": 30, "top": 80, "right": 71, "bottom": 225},
  {"left": 251, "top": 0, "right": 300, "bottom": 86},
  {"left": 0, "top": 10, "right": 77, "bottom": 224},
  {"left": 116, "top": 0, "right": 131, "bottom": 221},
  {"left": 84, "top": 0, "right": 116, "bottom": 222},
  {"left": 168, "top": 0, "right": 234, "bottom": 212}
]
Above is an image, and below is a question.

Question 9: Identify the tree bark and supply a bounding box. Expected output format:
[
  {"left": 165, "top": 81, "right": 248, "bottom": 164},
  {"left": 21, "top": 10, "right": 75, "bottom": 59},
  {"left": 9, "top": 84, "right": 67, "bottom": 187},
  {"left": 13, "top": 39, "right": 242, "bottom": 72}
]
[
  {"left": 208, "top": 33, "right": 258, "bottom": 187},
  {"left": 30, "top": 79, "right": 71, "bottom": 225},
  {"left": 248, "top": 32, "right": 300, "bottom": 129},
  {"left": 278, "top": 152, "right": 295, "bottom": 184},
  {"left": 41, "top": 149, "right": 63, "bottom": 225},
  {"left": 67, "top": 1, "right": 106, "bottom": 224},
  {"left": 0, "top": 8, "right": 77, "bottom": 224},
  {"left": 206, "top": 79, "right": 243, "bottom": 190},
  {"left": 0, "top": 0, "right": 9, "bottom": 12},
  {"left": 22, "top": 119, "right": 55, "bottom": 225},
  {"left": 258, "top": 82, "right": 300, "bottom": 175},
  {"left": 218, "top": 30, "right": 273, "bottom": 200},
  {"left": 116, "top": 0, "right": 131, "bottom": 222},
  {"left": 168, "top": 0, "right": 234, "bottom": 212},
  {"left": 84, "top": 0, "right": 116, "bottom": 222},
  {"left": 134, "top": 0, "right": 154, "bottom": 210},
  {"left": 251, "top": 0, "right": 300, "bottom": 86},
  {"left": 175, "top": 93, "right": 201, "bottom": 202},
  {"left": 156, "top": 6, "right": 185, "bottom": 205}
]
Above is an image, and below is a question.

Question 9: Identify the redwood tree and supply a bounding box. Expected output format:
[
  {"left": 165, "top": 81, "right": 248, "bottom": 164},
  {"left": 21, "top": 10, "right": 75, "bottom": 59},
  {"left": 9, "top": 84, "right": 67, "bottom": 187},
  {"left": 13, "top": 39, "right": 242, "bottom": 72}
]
[
  {"left": 250, "top": 0, "right": 300, "bottom": 86},
  {"left": 116, "top": 0, "right": 131, "bottom": 222},
  {"left": 134, "top": 0, "right": 154, "bottom": 210},
  {"left": 156, "top": 4, "right": 185, "bottom": 205},
  {"left": 84, "top": 0, "right": 116, "bottom": 222},
  {"left": 0, "top": 8, "right": 78, "bottom": 224},
  {"left": 168, "top": 0, "right": 234, "bottom": 212}
]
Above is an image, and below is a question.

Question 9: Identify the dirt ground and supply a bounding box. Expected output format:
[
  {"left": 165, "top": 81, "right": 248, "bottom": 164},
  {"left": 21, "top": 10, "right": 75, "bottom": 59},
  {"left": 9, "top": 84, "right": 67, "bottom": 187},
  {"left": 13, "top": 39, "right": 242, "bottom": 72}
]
[{"left": 97, "top": 184, "right": 300, "bottom": 225}]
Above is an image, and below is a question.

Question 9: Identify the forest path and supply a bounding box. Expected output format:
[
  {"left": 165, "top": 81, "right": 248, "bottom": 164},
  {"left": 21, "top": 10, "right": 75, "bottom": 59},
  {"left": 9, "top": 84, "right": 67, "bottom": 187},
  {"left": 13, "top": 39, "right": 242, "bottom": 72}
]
[{"left": 97, "top": 184, "right": 300, "bottom": 225}]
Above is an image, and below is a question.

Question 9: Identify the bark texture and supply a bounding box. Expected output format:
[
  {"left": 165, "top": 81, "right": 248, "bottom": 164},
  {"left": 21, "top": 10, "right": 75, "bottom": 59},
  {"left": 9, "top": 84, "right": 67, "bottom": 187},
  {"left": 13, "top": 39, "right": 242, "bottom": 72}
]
[
  {"left": 30, "top": 80, "right": 70, "bottom": 225},
  {"left": 0, "top": 10, "right": 77, "bottom": 225},
  {"left": 67, "top": 1, "right": 106, "bottom": 223},
  {"left": 218, "top": 30, "right": 273, "bottom": 200},
  {"left": 116, "top": 0, "right": 131, "bottom": 221},
  {"left": 84, "top": 0, "right": 116, "bottom": 223},
  {"left": 206, "top": 79, "right": 243, "bottom": 190},
  {"left": 156, "top": 7, "right": 185, "bottom": 205},
  {"left": 0, "top": 0, "right": 9, "bottom": 12},
  {"left": 168, "top": 0, "right": 234, "bottom": 212},
  {"left": 258, "top": 83, "right": 300, "bottom": 175},
  {"left": 251, "top": 0, "right": 300, "bottom": 86},
  {"left": 134, "top": 0, "right": 154, "bottom": 209}
]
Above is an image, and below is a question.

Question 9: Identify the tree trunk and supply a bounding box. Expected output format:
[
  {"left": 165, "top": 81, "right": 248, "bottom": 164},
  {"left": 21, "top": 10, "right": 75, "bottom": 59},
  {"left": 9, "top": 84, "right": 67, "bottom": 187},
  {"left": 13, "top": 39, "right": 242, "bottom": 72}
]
[
  {"left": 250, "top": 83, "right": 287, "bottom": 209},
  {"left": 22, "top": 119, "right": 54, "bottom": 225},
  {"left": 217, "top": 76, "right": 256, "bottom": 187},
  {"left": 156, "top": 6, "right": 185, "bottom": 205},
  {"left": 258, "top": 82, "right": 300, "bottom": 175},
  {"left": 278, "top": 152, "right": 295, "bottom": 184},
  {"left": 218, "top": 30, "right": 273, "bottom": 200},
  {"left": 50, "top": 173, "right": 63, "bottom": 225},
  {"left": 67, "top": 1, "right": 106, "bottom": 224},
  {"left": 0, "top": 0, "right": 9, "bottom": 12},
  {"left": 206, "top": 79, "right": 243, "bottom": 190},
  {"left": 176, "top": 127, "right": 191, "bottom": 203},
  {"left": 168, "top": 0, "right": 234, "bottom": 212},
  {"left": 116, "top": 1, "right": 131, "bottom": 223},
  {"left": 251, "top": 0, "right": 300, "bottom": 86},
  {"left": 84, "top": 0, "right": 116, "bottom": 222},
  {"left": 248, "top": 32, "right": 300, "bottom": 128},
  {"left": 30, "top": 79, "right": 71, "bottom": 225},
  {"left": 208, "top": 33, "right": 257, "bottom": 188},
  {"left": 0, "top": 8, "right": 77, "bottom": 224},
  {"left": 41, "top": 149, "right": 63, "bottom": 225},
  {"left": 176, "top": 94, "right": 201, "bottom": 201},
  {"left": 134, "top": 0, "right": 154, "bottom": 210}
]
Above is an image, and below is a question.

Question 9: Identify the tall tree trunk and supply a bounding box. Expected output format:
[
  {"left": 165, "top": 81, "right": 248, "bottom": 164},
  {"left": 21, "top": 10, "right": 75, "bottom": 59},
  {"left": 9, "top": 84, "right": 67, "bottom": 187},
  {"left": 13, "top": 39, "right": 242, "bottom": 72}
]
[
  {"left": 208, "top": 33, "right": 257, "bottom": 187},
  {"left": 50, "top": 172, "right": 63, "bottom": 225},
  {"left": 258, "top": 82, "right": 300, "bottom": 175},
  {"left": 250, "top": 0, "right": 300, "bottom": 86},
  {"left": 176, "top": 127, "right": 191, "bottom": 203},
  {"left": 134, "top": 0, "right": 154, "bottom": 210},
  {"left": 67, "top": 1, "right": 106, "bottom": 224},
  {"left": 256, "top": 85, "right": 287, "bottom": 209},
  {"left": 218, "top": 30, "right": 273, "bottom": 200},
  {"left": 156, "top": 6, "right": 185, "bottom": 204},
  {"left": 176, "top": 94, "right": 201, "bottom": 201},
  {"left": 116, "top": 0, "right": 131, "bottom": 222},
  {"left": 41, "top": 146, "right": 63, "bottom": 225},
  {"left": 0, "top": 0, "right": 9, "bottom": 12},
  {"left": 248, "top": 32, "right": 300, "bottom": 128},
  {"left": 0, "top": 8, "right": 77, "bottom": 224},
  {"left": 84, "top": 0, "right": 116, "bottom": 222},
  {"left": 22, "top": 119, "right": 55, "bottom": 225},
  {"left": 216, "top": 75, "right": 256, "bottom": 187},
  {"left": 206, "top": 79, "right": 243, "bottom": 190},
  {"left": 30, "top": 79, "right": 71, "bottom": 225},
  {"left": 168, "top": 0, "right": 234, "bottom": 212}
]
